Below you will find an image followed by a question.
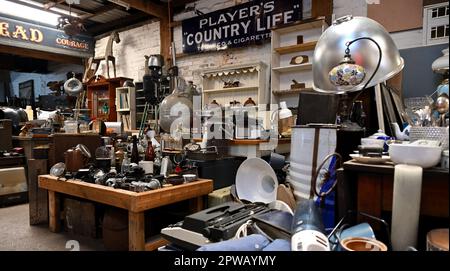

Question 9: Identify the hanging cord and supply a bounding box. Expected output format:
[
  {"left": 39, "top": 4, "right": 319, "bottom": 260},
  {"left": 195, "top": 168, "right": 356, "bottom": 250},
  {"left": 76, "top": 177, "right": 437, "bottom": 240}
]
[
  {"left": 345, "top": 37, "right": 383, "bottom": 118},
  {"left": 234, "top": 220, "right": 253, "bottom": 239}
]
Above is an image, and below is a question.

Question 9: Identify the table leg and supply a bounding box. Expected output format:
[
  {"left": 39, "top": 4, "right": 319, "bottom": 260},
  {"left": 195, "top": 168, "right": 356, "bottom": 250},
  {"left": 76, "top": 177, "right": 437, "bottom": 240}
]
[
  {"left": 128, "top": 211, "right": 145, "bottom": 251},
  {"left": 189, "top": 196, "right": 204, "bottom": 213},
  {"left": 48, "top": 191, "right": 61, "bottom": 232}
]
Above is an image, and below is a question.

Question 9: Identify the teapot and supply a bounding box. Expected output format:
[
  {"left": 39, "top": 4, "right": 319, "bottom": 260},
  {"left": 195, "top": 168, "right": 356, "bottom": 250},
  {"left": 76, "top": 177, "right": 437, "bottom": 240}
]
[
  {"left": 391, "top": 123, "right": 411, "bottom": 141},
  {"left": 366, "top": 130, "right": 393, "bottom": 152}
]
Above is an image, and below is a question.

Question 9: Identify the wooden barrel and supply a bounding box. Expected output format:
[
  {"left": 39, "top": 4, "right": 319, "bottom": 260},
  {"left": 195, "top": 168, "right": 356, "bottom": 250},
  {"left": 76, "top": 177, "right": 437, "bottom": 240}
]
[
  {"left": 427, "top": 229, "right": 449, "bottom": 251},
  {"left": 102, "top": 207, "right": 128, "bottom": 251}
]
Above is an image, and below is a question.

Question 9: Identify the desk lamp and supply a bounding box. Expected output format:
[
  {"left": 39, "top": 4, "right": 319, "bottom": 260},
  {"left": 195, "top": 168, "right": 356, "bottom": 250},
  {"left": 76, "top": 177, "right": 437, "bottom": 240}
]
[{"left": 312, "top": 15, "right": 404, "bottom": 131}]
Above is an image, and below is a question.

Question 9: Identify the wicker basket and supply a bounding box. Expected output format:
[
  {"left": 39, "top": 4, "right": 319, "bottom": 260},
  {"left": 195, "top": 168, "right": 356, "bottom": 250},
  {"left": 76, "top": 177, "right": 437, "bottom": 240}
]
[{"left": 409, "top": 126, "right": 449, "bottom": 150}]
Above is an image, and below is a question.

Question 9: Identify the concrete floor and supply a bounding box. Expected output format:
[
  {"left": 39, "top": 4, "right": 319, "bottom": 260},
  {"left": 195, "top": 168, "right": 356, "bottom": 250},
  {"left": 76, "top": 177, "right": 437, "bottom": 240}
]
[{"left": 0, "top": 204, "right": 105, "bottom": 251}]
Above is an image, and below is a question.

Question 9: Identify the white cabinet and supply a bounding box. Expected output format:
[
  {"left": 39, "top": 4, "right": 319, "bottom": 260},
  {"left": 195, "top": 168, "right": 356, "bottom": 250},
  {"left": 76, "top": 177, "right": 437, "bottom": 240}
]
[
  {"left": 201, "top": 62, "right": 267, "bottom": 108},
  {"left": 115, "top": 87, "right": 136, "bottom": 131},
  {"left": 270, "top": 18, "right": 328, "bottom": 108}
]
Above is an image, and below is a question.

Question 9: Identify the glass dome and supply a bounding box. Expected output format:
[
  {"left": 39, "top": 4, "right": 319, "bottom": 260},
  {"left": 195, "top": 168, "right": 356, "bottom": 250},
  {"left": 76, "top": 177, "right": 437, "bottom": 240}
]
[{"left": 159, "top": 78, "right": 193, "bottom": 133}]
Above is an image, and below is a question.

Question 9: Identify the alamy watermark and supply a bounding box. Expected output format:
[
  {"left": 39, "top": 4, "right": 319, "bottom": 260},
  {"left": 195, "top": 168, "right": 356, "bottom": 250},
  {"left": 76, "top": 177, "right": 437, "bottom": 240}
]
[{"left": 165, "top": 96, "right": 281, "bottom": 149}]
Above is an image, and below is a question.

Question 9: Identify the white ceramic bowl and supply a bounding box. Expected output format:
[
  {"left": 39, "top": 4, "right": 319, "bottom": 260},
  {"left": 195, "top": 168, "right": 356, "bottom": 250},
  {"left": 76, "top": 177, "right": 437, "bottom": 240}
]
[{"left": 389, "top": 143, "right": 442, "bottom": 168}]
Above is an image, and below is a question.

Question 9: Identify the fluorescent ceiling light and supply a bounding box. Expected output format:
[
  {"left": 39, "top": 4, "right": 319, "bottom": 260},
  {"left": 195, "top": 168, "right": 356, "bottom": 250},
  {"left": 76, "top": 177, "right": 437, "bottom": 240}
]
[
  {"left": 0, "top": 0, "right": 80, "bottom": 27},
  {"left": 0, "top": 0, "right": 60, "bottom": 26},
  {"left": 19, "top": 0, "right": 79, "bottom": 17}
]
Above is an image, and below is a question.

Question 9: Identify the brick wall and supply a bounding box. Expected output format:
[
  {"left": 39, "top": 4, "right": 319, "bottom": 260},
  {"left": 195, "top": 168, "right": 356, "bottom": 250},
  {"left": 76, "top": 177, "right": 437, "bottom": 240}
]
[
  {"left": 94, "top": 21, "right": 160, "bottom": 81},
  {"left": 92, "top": 0, "right": 371, "bottom": 85}
]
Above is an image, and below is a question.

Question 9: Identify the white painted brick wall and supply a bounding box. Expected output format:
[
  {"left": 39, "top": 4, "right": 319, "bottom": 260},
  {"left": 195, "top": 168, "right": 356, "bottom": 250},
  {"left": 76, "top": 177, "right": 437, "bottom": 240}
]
[
  {"left": 94, "top": 21, "right": 160, "bottom": 81},
  {"left": 91, "top": 0, "right": 376, "bottom": 85},
  {"left": 333, "top": 0, "right": 367, "bottom": 18}
]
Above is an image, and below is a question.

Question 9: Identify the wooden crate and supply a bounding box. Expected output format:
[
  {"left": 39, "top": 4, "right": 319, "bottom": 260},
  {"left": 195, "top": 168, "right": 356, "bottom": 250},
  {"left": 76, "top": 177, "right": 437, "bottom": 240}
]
[
  {"left": 63, "top": 198, "right": 97, "bottom": 238},
  {"left": 28, "top": 159, "right": 48, "bottom": 225},
  {"left": 0, "top": 119, "right": 12, "bottom": 151}
]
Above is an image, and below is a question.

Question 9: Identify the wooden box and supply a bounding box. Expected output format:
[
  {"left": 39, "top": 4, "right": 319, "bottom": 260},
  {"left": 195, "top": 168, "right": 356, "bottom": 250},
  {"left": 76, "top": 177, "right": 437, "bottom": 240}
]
[
  {"left": 63, "top": 198, "right": 98, "bottom": 238},
  {"left": 48, "top": 133, "right": 102, "bottom": 166}
]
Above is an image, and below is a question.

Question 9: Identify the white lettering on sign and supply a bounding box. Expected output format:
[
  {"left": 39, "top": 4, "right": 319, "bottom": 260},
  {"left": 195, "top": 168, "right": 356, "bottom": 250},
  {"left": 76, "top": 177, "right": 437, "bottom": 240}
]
[{"left": 183, "top": 0, "right": 301, "bottom": 53}]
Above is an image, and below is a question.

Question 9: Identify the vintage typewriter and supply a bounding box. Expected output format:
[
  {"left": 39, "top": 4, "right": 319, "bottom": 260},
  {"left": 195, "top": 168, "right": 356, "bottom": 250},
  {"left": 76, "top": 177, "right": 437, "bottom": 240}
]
[{"left": 161, "top": 202, "right": 271, "bottom": 251}]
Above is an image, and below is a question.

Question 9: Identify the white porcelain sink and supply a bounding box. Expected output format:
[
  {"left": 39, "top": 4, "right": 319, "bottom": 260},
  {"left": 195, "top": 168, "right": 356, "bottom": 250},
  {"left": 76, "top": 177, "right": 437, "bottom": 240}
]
[{"left": 389, "top": 141, "right": 442, "bottom": 168}]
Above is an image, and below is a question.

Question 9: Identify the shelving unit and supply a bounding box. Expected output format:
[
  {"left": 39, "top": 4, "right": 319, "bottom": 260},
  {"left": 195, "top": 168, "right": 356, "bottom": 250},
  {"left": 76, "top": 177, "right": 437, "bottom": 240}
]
[
  {"left": 86, "top": 77, "right": 132, "bottom": 122},
  {"left": 134, "top": 82, "right": 146, "bottom": 129},
  {"left": 201, "top": 62, "right": 267, "bottom": 108},
  {"left": 115, "top": 87, "right": 136, "bottom": 131},
  {"left": 270, "top": 17, "right": 328, "bottom": 108}
]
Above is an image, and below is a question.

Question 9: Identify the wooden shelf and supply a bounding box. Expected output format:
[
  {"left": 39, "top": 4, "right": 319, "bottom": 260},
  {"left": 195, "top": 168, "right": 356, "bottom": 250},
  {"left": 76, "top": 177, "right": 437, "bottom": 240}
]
[
  {"left": 272, "top": 63, "right": 312, "bottom": 73},
  {"left": 272, "top": 17, "right": 326, "bottom": 34},
  {"left": 274, "top": 41, "right": 317, "bottom": 54},
  {"left": 203, "top": 86, "right": 259, "bottom": 93},
  {"left": 117, "top": 108, "right": 130, "bottom": 112},
  {"left": 273, "top": 87, "right": 314, "bottom": 95}
]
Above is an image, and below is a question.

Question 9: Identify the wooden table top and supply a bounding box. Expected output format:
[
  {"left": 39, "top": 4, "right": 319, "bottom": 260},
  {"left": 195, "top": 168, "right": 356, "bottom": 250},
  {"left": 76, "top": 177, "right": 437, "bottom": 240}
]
[
  {"left": 38, "top": 175, "right": 213, "bottom": 212},
  {"left": 192, "top": 138, "right": 291, "bottom": 145},
  {"left": 344, "top": 160, "right": 449, "bottom": 175}
]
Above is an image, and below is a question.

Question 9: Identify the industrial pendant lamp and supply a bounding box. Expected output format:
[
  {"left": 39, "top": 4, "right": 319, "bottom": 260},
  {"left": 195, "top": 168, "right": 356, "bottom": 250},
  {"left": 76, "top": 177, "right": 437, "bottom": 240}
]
[{"left": 312, "top": 15, "right": 404, "bottom": 94}]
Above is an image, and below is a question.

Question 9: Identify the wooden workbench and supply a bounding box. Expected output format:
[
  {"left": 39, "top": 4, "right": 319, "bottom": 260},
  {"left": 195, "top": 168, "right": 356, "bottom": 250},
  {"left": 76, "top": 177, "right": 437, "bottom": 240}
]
[{"left": 38, "top": 175, "right": 213, "bottom": 251}]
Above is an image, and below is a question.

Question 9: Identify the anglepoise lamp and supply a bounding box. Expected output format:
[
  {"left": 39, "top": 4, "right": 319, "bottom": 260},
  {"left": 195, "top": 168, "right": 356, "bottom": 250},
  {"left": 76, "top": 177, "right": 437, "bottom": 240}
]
[{"left": 312, "top": 15, "right": 404, "bottom": 131}]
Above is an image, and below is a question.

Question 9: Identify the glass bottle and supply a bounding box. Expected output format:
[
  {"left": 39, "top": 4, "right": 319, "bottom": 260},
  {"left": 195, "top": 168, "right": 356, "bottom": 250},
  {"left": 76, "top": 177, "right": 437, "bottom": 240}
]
[
  {"left": 350, "top": 100, "right": 365, "bottom": 128},
  {"left": 145, "top": 141, "right": 155, "bottom": 161},
  {"left": 121, "top": 152, "right": 130, "bottom": 174},
  {"left": 130, "top": 135, "right": 140, "bottom": 164}
]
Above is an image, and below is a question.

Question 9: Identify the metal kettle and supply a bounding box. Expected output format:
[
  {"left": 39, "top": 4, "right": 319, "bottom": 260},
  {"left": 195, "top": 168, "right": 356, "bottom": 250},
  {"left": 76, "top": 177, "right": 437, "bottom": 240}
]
[{"left": 147, "top": 54, "right": 164, "bottom": 68}]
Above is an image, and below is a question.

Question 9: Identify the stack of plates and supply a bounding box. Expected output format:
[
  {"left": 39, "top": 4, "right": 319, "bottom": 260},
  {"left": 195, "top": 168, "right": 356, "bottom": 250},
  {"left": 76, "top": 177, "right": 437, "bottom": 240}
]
[{"left": 349, "top": 154, "right": 391, "bottom": 164}]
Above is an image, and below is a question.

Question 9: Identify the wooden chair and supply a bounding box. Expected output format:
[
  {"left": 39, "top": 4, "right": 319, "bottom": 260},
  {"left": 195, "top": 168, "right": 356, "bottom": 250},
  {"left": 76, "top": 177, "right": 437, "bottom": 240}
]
[{"left": 84, "top": 31, "right": 120, "bottom": 82}]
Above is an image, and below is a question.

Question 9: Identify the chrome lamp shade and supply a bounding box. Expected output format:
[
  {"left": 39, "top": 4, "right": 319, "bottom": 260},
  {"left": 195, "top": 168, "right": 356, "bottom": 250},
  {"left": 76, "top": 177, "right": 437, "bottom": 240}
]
[{"left": 313, "top": 15, "right": 405, "bottom": 94}]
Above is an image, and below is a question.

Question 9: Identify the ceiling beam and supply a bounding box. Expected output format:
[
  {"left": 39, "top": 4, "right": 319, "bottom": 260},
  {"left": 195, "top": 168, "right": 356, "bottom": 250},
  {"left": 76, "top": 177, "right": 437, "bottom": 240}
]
[
  {"left": 86, "top": 13, "right": 150, "bottom": 36},
  {"left": 42, "top": 0, "right": 95, "bottom": 16},
  {"left": 79, "top": 4, "right": 122, "bottom": 20},
  {"left": 171, "top": 0, "right": 198, "bottom": 8},
  {"left": 43, "top": 0, "right": 66, "bottom": 10},
  {"left": 120, "top": 0, "right": 167, "bottom": 18}
]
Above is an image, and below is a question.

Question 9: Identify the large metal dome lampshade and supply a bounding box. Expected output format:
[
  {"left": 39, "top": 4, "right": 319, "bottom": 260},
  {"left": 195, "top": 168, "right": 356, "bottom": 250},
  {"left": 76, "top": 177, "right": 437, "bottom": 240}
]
[{"left": 313, "top": 15, "right": 404, "bottom": 94}]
